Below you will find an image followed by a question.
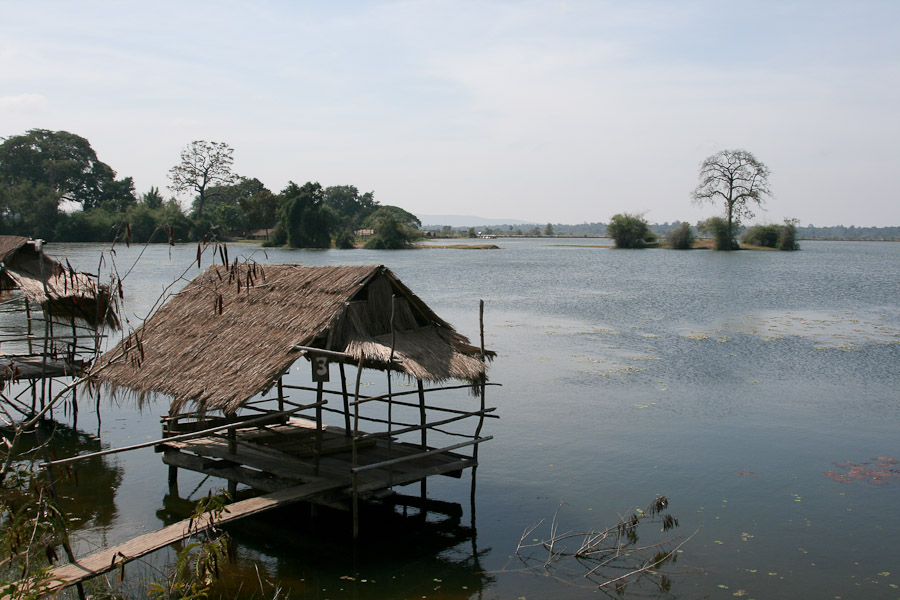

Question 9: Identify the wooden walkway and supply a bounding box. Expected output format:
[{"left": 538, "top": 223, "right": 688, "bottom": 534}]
[
  {"left": 44, "top": 481, "right": 347, "bottom": 594},
  {"left": 0, "top": 353, "right": 82, "bottom": 379}
]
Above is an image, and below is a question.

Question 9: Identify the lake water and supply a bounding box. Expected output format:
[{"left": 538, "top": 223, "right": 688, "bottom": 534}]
[{"left": 21, "top": 239, "right": 900, "bottom": 599}]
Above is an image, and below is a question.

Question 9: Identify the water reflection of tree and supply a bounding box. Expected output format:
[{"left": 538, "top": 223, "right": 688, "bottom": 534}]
[
  {"left": 158, "top": 492, "right": 493, "bottom": 599},
  {"left": 2, "top": 421, "right": 123, "bottom": 531}
]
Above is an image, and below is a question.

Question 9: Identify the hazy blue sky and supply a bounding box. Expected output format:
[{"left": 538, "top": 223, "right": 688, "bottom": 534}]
[{"left": 2, "top": 1, "right": 898, "bottom": 225}]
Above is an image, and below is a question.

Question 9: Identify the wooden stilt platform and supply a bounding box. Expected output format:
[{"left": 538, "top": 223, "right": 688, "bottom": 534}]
[
  {"left": 41, "top": 416, "right": 488, "bottom": 594},
  {"left": 160, "top": 417, "right": 480, "bottom": 509}
]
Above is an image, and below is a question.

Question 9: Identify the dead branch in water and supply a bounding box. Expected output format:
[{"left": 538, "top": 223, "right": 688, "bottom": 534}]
[{"left": 496, "top": 496, "right": 698, "bottom": 596}]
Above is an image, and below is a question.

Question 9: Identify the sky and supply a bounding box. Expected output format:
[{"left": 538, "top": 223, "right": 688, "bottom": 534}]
[{"left": 2, "top": 0, "right": 899, "bottom": 226}]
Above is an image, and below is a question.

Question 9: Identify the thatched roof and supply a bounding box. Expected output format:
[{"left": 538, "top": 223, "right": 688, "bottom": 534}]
[
  {"left": 91, "top": 264, "right": 492, "bottom": 415},
  {"left": 0, "top": 236, "right": 119, "bottom": 328}
]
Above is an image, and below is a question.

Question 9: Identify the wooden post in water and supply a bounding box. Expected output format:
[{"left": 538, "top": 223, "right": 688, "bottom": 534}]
[
  {"left": 168, "top": 465, "right": 179, "bottom": 496},
  {"left": 166, "top": 413, "right": 179, "bottom": 494},
  {"left": 340, "top": 362, "right": 351, "bottom": 435},
  {"left": 315, "top": 381, "right": 323, "bottom": 476},
  {"left": 277, "top": 376, "right": 284, "bottom": 412},
  {"left": 387, "top": 296, "right": 396, "bottom": 452},
  {"left": 227, "top": 413, "right": 238, "bottom": 496},
  {"left": 418, "top": 379, "right": 427, "bottom": 498},
  {"left": 307, "top": 354, "right": 326, "bottom": 519},
  {"left": 471, "top": 300, "right": 487, "bottom": 513},
  {"left": 474, "top": 300, "right": 487, "bottom": 446},
  {"left": 352, "top": 357, "right": 364, "bottom": 539},
  {"left": 25, "top": 298, "right": 33, "bottom": 355}
]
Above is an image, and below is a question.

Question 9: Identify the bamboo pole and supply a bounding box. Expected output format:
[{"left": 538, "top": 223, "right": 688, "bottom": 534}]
[
  {"left": 321, "top": 401, "right": 499, "bottom": 422},
  {"left": 315, "top": 381, "right": 323, "bottom": 476},
  {"left": 277, "top": 377, "right": 284, "bottom": 412},
  {"left": 41, "top": 402, "right": 327, "bottom": 469},
  {"left": 39, "top": 247, "right": 49, "bottom": 412},
  {"left": 24, "top": 298, "right": 33, "bottom": 355},
  {"left": 417, "top": 380, "right": 427, "bottom": 449},
  {"left": 352, "top": 357, "right": 363, "bottom": 539},
  {"left": 474, "top": 300, "right": 487, "bottom": 452},
  {"left": 351, "top": 437, "right": 493, "bottom": 474},
  {"left": 339, "top": 362, "right": 351, "bottom": 435},
  {"left": 387, "top": 296, "right": 396, "bottom": 453},
  {"left": 283, "top": 381, "right": 501, "bottom": 404},
  {"left": 472, "top": 299, "right": 487, "bottom": 523},
  {"left": 359, "top": 407, "right": 497, "bottom": 439},
  {"left": 419, "top": 377, "right": 427, "bottom": 499},
  {"left": 348, "top": 382, "right": 501, "bottom": 407}
]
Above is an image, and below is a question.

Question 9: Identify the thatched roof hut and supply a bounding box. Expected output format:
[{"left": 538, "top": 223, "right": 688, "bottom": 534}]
[
  {"left": 92, "top": 264, "right": 492, "bottom": 415},
  {"left": 0, "top": 235, "right": 118, "bottom": 328}
]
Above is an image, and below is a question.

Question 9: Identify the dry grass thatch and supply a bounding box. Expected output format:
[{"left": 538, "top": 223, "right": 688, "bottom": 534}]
[
  {"left": 0, "top": 235, "right": 119, "bottom": 328},
  {"left": 91, "top": 264, "right": 493, "bottom": 415}
]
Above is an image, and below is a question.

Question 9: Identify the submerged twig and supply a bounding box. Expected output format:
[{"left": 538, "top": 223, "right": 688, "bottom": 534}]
[{"left": 497, "top": 496, "right": 696, "bottom": 596}]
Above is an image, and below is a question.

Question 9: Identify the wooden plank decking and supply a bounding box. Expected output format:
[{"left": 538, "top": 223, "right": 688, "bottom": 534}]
[{"left": 160, "top": 417, "right": 476, "bottom": 504}]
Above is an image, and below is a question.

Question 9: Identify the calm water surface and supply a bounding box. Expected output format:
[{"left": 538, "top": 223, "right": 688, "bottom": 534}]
[{"left": 31, "top": 239, "right": 900, "bottom": 599}]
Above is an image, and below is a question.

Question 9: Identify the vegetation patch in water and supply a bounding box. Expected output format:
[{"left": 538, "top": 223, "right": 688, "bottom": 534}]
[{"left": 824, "top": 457, "right": 900, "bottom": 485}]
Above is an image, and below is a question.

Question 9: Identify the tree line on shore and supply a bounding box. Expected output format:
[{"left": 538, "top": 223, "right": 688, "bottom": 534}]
[
  {"left": 437, "top": 221, "right": 900, "bottom": 243},
  {"left": 0, "top": 130, "right": 421, "bottom": 248},
  {"left": 3, "top": 132, "right": 893, "bottom": 249}
]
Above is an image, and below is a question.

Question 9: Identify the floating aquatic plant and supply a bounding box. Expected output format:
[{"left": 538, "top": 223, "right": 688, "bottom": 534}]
[{"left": 823, "top": 456, "right": 899, "bottom": 485}]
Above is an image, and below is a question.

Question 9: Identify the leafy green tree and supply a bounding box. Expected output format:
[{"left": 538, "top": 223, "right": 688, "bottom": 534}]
[
  {"left": 0, "top": 182, "right": 60, "bottom": 238},
  {"left": 544, "top": 223, "right": 554, "bottom": 236},
  {"left": 468, "top": 227, "right": 477, "bottom": 238},
  {"left": 279, "top": 181, "right": 331, "bottom": 248},
  {"left": 239, "top": 188, "right": 280, "bottom": 233},
  {"left": 692, "top": 149, "right": 772, "bottom": 250},
  {"left": 333, "top": 229, "right": 356, "bottom": 249},
  {"left": 125, "top": 203, "right": 164, "bottom": 242},
  {"left": 364, "top": 214, "right": 417, "bottom": 249},
  {"left": 141, "top": 186, "right": 164, "bottom": 209},
  {"left": 55, "top": 207, "right": 122, "bottom": 242},
  {"left": 362, "top": 205, "right": 421, "bottom": 230},
  {"left": 324, "top": 185, "right": 378, "bottom": 231},
  {"left": 168, "top": 141, "right": 238, "bottom": 218},
  {"left": 607, "top": 213, "right": 656, "bottom": 248},
  {"left": 95, "top": 176, "right": 137, "bottom": 212},
  {"left": 698, "top": 217, "right": 733, "bottom": 250},
  {"left": 742, "top": 219, "right": 799, "bottom": 251},
  {"left": 665, "top": 221, "right": 695, "bottom": 249},
  {"left": 742, "top": 224, "right": 781, "bottom": 247},
  {"left": 778, "top": 218, "right": 799, "bottom": 251},
  {"left": 199, "top": 177, "right": 264, "bottom": 213},
  {"left": 0, "top": 129, "right": 135, "bottom": 212}
]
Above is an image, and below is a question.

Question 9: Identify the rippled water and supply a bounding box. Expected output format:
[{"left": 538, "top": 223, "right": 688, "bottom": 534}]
[{"left": 25, "top": 239, "right": 900, "bottom": 599}]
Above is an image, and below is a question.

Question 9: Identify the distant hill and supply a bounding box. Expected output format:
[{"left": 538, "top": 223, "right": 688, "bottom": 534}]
[{"left": 417, "top": 214, "right": 530, "bottom": 227}]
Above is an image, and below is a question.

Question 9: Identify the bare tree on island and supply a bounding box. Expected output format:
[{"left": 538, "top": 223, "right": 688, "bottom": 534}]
[
  {"left": 168, "top": 141, "right": 238, "bottom": 218},
  {"left": 692, "top": 149, "right": 772, "bottom": 250}
]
